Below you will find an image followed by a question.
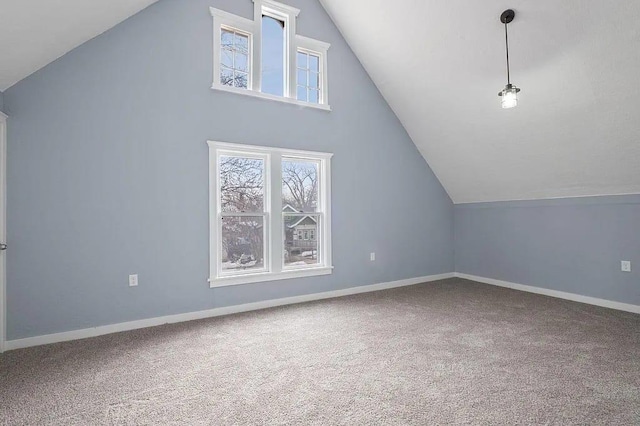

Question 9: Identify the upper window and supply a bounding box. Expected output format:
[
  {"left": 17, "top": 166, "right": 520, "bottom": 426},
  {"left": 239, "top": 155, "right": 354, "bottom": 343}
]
[
  {"left": 261, "top": 15, "right": 286, "bottom": 97},
  {"left": 221, "top": 28, "right": 250, "bottom": 89},
  {"left": 296, "top": 51, "right": 321, "bottom": 104},
  {"left": 210, "top": 0, "right": 330, "bottom": 110},
  {"left": 208, "top": 141, "right": 333, "bottom": 287}
]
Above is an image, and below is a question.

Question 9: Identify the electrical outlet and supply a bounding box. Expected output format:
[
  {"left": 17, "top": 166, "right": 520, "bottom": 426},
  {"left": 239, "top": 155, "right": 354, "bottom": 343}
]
[
  {"left": 129, "top": 274, "right": 139, "bottom": 287},
  {"left": 621, "top": 261, "right": 631, "bottom": 272},
  {"left": 370, "top": 252, "right": 376, "bottom": 262}
]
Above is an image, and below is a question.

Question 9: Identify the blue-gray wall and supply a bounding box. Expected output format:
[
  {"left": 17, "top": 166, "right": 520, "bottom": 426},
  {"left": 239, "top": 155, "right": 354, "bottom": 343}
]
[
  {"left": 455, "top": 195, "right": 640, "bottom": 305},
  {"left": 3, "top": 0, "right": 453, "bottom": 339},
  {"left": 0, "top": 90, "right": 4, "bottom": 113}
]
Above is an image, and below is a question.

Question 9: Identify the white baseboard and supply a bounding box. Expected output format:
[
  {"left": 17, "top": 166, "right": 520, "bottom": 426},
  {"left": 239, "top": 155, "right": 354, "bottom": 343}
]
[
  {"left": 455, "top": 273, "right": 640, "bottom": 314},
  {"left": 3, "top": 273, "right": 454, "bottom": 352}
]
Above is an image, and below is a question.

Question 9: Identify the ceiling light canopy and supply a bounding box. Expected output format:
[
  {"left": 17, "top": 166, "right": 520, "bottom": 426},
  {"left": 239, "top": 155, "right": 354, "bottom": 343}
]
[{"left": 498, "top": 9, "right": 520, "bottom": 109}]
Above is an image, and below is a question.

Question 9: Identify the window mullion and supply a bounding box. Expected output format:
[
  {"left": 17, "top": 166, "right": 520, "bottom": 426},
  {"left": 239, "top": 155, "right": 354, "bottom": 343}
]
[
  {"left": 270, "top": 153, "right": 283, "bottom": 273},
  {"left": 287, "top": 17, "right": 297, "bottom": 99},
  {"left": 251, "top": 3, "right": 262, "bottom": 92},
  {"left": 322, "top": 158, "right": 332, "bottom": 268},
  {"left": 220, "top": 212, "right": 267, "bottom": 217},
  {"left": 210, "top": 145, "right": 221, "bottom": 280}
]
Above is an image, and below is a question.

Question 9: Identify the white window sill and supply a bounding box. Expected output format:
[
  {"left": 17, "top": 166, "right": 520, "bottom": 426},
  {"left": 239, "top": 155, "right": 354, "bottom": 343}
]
[
  {"left": 209, "top": 266, "right": 333, "bottom": 288},
  {"left": 211, "top": 84, "right": 331, "bottom": 111}
]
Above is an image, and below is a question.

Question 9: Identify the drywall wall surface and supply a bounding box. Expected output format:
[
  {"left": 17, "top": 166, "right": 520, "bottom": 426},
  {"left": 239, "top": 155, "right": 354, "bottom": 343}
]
[
  {"left": 455, "top": 195, "right": 640, "bottom": 305},
  {"left": 4, "top": 0, "right": 453, "bottom": 339}
]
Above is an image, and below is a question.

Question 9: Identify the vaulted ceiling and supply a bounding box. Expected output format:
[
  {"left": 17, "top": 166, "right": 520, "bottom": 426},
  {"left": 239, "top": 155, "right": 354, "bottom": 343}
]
[
  {"left": 1, "top": 0, "right": 639, "bottom": 203},
  {"left": 320, "top": 0, "right": 640, "bottom": 203},
  {"left": 0, "top": 0, "right": 158, "bottom": 91}
]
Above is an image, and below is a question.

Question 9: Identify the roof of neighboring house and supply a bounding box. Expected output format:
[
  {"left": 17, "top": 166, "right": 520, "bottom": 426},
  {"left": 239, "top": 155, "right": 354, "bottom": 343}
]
[
  {"left": 282, "top": 204, "right": 317, "bottom": 229},
  {"left": 288, "top": 215, "right": 317, "bottom": 228}
]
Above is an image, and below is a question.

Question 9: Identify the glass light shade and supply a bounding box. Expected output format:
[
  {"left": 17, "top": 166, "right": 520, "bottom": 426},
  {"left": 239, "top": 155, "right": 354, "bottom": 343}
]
[{"left": 501, "top": 85, "right": 518, "bottom": 109}]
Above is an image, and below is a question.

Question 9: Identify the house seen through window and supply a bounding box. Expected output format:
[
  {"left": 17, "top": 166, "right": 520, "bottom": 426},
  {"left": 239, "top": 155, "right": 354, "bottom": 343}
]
[{"left": 282, "top": 158, "right": 320, "bottom": 267}]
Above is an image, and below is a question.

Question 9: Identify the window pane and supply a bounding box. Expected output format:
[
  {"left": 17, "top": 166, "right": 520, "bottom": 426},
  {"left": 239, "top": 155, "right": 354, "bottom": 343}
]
[
  {"left": 309, "top": 71, "right": 319, "bottom": 89},
  {"left": 221, "top": 29, "right": 234, "bottom": 49},
  {"left": 234, "top": 32, "right": 249, "bottom": 55},
  {"left": 297, "top": 69, "right": 307, "bottom": 87},
  {"left": 309, "top": 54, "right": 319, "bottom": 72},
  {"left": 222, "top": 216, "right": 265, "bottom": 272},
  {"left": 284, "top": 214, "right": 319, "bottom": 267},
  {"left": 309, "top": 89, "right": 319, "bottom": 104},
  {"left": 297, "top": 51, "right": 308, "bottom": 69},
  {"left": 221, "top": 67, "right": 234, "bottom": 86},
  {"left": 282, "top": 158, "right": 319, "bottom": 212},
  {"left": 234, "top": 71, "right": 248, "bottom": 89},
  {"left": 297, "top": 86, "right": 307, "bottom": 102},
  {"left": 262, "top": 16, "right": 285, "bottom": 97},
  {"left": 235, "top": 52, "right": 248, "bottom": 72},
  {"left": 220, "top": 156, "right": 264, "bottom": 212},
  {"left": 221, "top": 49, "right": 233, "bottom": 68}
]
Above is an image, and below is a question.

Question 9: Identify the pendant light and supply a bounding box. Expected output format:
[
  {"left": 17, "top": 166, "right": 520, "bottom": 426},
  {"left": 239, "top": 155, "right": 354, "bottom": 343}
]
[{"left": 498, "top": 9, "right": 520, "bottom": 109}]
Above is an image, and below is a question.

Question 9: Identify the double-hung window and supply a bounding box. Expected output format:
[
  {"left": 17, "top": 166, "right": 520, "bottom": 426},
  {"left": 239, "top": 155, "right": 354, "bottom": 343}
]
[
  {"left": 209, "top": 141, "right": 333, "bottom": 286},
  {"left": 210, "top": 0, "right": 330, "bottom": 110}
]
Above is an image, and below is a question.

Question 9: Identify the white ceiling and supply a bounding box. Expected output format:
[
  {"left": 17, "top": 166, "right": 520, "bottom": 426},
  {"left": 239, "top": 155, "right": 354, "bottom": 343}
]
[
  {"left": 0, "top": 0, "right": 158, "bottom": 91},
  {"left": 1, "top": 0, "right": 639, "bottom": 203},
  {"left": 320, "top": 0, "right": 640, "bottom": 203}
]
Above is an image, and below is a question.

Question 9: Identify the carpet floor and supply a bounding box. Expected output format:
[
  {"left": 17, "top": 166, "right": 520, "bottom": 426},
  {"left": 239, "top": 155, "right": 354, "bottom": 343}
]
[{"left": 1, "top": 278, "right": 639, "bottom": 425}]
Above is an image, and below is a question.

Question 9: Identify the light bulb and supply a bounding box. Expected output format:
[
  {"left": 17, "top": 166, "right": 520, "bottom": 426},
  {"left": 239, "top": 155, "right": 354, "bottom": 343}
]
[{"left": 500, "top": 85, "right": 519, "bottom": 109}]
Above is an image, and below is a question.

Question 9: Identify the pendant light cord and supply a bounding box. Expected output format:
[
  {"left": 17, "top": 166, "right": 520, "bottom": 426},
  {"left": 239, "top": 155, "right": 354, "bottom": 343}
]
[{"left": 504, "top": 23, "right": 511, "bottom": 85}]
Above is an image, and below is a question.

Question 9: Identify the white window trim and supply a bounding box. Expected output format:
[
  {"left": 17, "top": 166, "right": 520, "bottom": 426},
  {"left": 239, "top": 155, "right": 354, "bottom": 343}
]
[
  {"left": 209, "top": 0, "right": 331, "bottom": 111},
  {"left": 208, "top": 141, "right": 333, "bottom": 287}
]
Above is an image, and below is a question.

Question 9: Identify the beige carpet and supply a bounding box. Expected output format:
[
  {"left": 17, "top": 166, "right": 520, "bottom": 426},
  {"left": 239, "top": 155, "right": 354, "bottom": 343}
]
[{"left": 1, "top": 278, "right": 639, "bottom": 425}]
